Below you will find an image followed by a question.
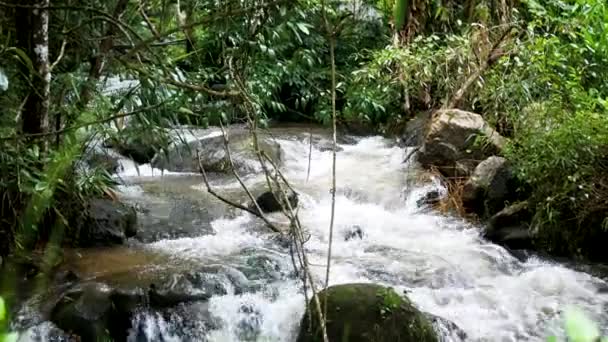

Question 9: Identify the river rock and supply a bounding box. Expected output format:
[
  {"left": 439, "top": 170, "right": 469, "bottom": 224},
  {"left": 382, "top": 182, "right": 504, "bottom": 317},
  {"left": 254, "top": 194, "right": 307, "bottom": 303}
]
[
  {"left": 71, "top": 199, "right": 137, "bottom": 247},
  {"left": 462, "top": 156, "right": 520, "bottom": 216},
  {"left": 484, "top": 201, "right": 534, "bottom": 250},
  {"left": 254, "top": 190, "right": 298, "bottom": 213},
  {"left": 344, "top": 225, "right": 364, "bottom": 241},
  {"left": 426, "top": 314, "right": 467, "bottom": 341},
  {"left": 50, "top": 281, "right": 212, "bottom": 342},
  {"left": 399, "top": 111, "right": 433, "bottom": 147},
  {"left": 50, "top": 283, "right": 142, "bottom": 342},
  {"left": 135, "top": 198, "right": 215, "bottom": 243},
  {"left": 83, "top": 147, "right": 123, "bottom": 174},
  {"left": 296, "top": 283, "right": 438, "bottom": 342},
  {"left": 418, "top": 109, "right": 506, "bottom": 177},
  {"left": 317, "top": 141, "right": 344, "bottom": 152},
  {"left": 151, "top": 130, "right": 281, "bottom": 173},
  {"left": 109, "top": 130, "right": 170, "bottom": 165}
]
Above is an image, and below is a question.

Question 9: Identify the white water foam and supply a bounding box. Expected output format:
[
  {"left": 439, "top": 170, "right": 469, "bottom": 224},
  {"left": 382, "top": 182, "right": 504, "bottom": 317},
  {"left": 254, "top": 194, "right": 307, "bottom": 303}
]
[{"left": 128, "top": 134, "right": 608, "bottom": 341}]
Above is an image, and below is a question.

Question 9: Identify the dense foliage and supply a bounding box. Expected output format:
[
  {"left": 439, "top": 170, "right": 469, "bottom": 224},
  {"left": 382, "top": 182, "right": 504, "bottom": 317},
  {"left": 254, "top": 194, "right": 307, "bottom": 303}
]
[{"left": 0, "top": 0, "right": 606, "bottom": 261}]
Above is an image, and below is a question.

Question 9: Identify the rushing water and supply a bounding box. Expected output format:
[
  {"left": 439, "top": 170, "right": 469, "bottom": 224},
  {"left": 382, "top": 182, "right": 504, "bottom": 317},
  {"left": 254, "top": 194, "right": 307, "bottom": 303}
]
[{"left": 15, "top": 127, "right": 608, "bottom": 341}]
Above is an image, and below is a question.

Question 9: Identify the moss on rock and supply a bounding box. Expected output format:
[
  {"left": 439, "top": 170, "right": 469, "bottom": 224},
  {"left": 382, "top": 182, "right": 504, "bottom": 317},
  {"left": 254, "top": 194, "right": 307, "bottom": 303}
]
[{"left": 296, "top": 283, "right": 438, "bottom": 342}]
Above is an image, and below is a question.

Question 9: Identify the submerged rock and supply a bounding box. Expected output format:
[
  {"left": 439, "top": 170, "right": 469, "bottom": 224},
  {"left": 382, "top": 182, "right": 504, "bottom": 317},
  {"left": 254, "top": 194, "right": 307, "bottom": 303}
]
[
  {"left": 344, "top": 225, "right": 364, "bottom": 241},
  {"left": 462, "top": 156, "right": 520, "bottom": 216},
  {"left": 151, "top": 129, "right": 281, "bottom": 173},
  {"left": 416, "top": 190, "right": 443, "bottom": 208},
  {"left": 296, "top": 283, "right": 438, "bottom": 342},
  {"left": 254, "top": 190, "right": 298, "bottom": 213},
  {"left": 426, "top": 314, "right": 467, "bottom": 342},
  {"left": 135, "top": 198, "right": 215, "bottom": 243},
  {"left": 71, "top": 199, "right": 137, "bottom": 247},
  {"left": 418, "top": 109, "right": 506, "bottom": 177}
]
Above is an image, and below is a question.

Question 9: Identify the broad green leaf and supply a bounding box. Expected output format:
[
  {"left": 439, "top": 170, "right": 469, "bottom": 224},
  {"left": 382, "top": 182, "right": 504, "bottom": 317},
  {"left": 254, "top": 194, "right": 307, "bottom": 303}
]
[{"left": 564, "top": 307, "right": 600, "bottom": 342}]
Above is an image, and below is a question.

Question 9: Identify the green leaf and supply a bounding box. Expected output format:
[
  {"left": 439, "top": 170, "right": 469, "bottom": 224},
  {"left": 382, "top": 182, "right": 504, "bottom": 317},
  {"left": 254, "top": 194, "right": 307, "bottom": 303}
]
[
  {"left": 1, "top": 332, "right": 20, "bottom": 342},
  {"left": 0, "top": 296, "right": 5, "bottom": 321},
  {"left": 7, "top": 47, "right": 34, "bottom": 74},
  {"left": 546, "top": 336, "right": 557, "bottom": 342},
  {"left": 564, "top": 306, "right": 600, "bottom": 342},
  {"left": 178, "top": 107, "right": 194, "bottom": 115},
  {"left": 296, "top": 22, "right": 310, "bottom": 35}
]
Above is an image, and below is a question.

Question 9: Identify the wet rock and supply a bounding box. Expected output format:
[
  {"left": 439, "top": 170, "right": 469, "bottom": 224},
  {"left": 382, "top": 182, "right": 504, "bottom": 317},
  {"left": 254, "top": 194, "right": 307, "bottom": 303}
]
[
  {"left": 484, "top": 202, "right": 534, "bottom": 250},
  {"left": 344, "top": 225, "right": 364, "bottom": 241},
  {"left": 136, "top": 199, "right": 215, "bottom": 243},
  {"left": 426, "top": 314, "right": 467, "bottom": 342},
  {"left": 237, "top": 303, "right": 263, "bottom": 341},
  {"left": 399, "top": 111, "right": 433, "bottom": 147},
  {"left": 254, "top": 190, "right": 298, "bottom": 213},
  {"left": 245, "top": 255, "right": 281, "bottom": 277},
  {"left": 418, "top": 109, "right": 506, "bottom": 177},
  {"left": 109, "top": 131, "right": 170, "bottom": 164},
  {"left": 317, "top": 141, "right": 344, "bottom": 152},
  {"left": 151, "top": 129, "right": 281, "bottom": 173},
  {"left": 416, "top": 190, "right": 442, "bottom": 208},
  {"left": 462, "top": 156, "right": 520, "bottom": 216},
  {"left": 50, "top": 283, "right": 142, "bottom": 342},
  {"left": 51, "top": 280, "right": 215, "bottom": 342},
  {"left": 296, "top": 283, "right": 438, "bottom": 342},
  {"left": 83, "top": 147, "right": 123, "bottom": 174},
  {"left": 71, "top": 199, "right": 137, "bottom": 247},
  {"left": 148, "top": 283, "right": 210, "bottom": 308}
]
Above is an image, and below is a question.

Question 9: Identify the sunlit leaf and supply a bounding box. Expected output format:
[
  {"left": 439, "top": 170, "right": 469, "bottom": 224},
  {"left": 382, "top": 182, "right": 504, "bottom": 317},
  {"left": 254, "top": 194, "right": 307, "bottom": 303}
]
[
  {"left": 0, "top": 296, "right": 6, "bottom": 321},
  {"left": 564, "top": 306, "right": 600, "bottom": 342},
  {"left": 1, "top": 332, "right": 20, "bottom": 342}
]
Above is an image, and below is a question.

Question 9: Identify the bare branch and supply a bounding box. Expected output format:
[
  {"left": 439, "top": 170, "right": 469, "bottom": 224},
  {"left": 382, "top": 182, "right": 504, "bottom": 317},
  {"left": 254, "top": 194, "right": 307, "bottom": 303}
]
[{"left": 50, "top": 39, "right": 67, "bottom": 72}]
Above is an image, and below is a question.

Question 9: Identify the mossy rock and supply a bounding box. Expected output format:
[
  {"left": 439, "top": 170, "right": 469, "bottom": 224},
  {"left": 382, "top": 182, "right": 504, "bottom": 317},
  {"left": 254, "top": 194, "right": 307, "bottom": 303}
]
[{"left": 296, "top": 283, "right": 438, "bottom": 342}]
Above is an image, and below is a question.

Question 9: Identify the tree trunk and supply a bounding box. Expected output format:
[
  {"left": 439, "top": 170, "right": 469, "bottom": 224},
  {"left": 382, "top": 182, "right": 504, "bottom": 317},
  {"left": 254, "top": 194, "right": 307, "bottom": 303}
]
[{"left": 19, "top": 0, "right": 50, "bottom": 150}]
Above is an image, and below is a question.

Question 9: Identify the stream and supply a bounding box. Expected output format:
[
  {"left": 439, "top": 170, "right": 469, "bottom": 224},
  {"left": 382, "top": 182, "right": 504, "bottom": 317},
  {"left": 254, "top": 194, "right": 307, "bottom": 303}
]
[{"left": 14, "top": 126, "right": 608, "bottom": 341}]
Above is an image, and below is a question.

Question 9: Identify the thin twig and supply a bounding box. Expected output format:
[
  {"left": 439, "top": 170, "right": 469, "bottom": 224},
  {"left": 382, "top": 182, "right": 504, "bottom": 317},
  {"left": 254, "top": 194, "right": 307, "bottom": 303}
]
[
  {"left": 195, "top": 149, "right": 283, "bottom": 233},
  {"left": 321, "top": 0, "right": 338, "bottom": 336},
  {"left": 306, "top": 130, "right": 313, "bottom": 182},
  {"left": 0, "top": 102, "right": 166, "bottom": 140},
  {"left": 219, "top": 123, "right": 285, "bottom": 234}
]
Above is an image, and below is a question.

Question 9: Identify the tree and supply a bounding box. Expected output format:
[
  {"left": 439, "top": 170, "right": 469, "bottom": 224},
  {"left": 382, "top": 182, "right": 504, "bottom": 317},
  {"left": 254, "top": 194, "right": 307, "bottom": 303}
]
[{"left": 15, "top": 0, "right": 51, "bottom": 150}]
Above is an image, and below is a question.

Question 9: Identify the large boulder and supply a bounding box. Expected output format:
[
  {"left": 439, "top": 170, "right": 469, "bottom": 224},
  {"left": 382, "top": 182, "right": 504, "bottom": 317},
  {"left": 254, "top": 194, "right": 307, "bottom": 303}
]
[
  {"left": 50, "top": 282, "right": 212, "bottom": 342},
  {"left": 462, "top": 156, "right": 520, "bottom": 216},
  {"left": 296, "top": 283, "right": 438, "bottom": 342},
  {"left": 418, "top": 109, "right": 506, "bottom": 177},
  {"left": 483, "top": 201, "right": 534, "bottom": 250},
  {"left": 50, "top": 283, "right": 141, "bottom": 342},
  {"left": 151, "top": 130, "right": 282, "bottom": 173},
  {"left": 71, "top": 199, "right": 138, "bottom": 247}
]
